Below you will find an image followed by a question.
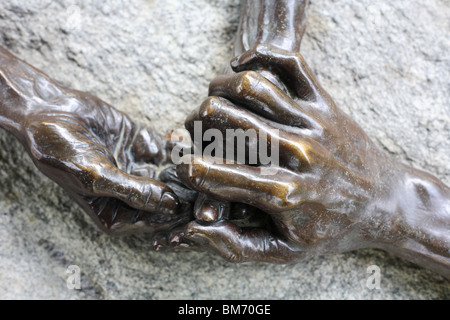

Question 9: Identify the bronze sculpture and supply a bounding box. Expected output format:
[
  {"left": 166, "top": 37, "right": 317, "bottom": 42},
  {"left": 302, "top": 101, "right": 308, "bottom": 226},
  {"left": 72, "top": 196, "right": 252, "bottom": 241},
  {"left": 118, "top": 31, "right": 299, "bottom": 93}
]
[
  {"left": 0, "top": 0, "right": 448, "bottom": 280},
  {"left": 0, "top": 46, "right": 198, "bottom": 243},
  {"left": 178, "top": 0, "right": 450, "bottom": 278}
]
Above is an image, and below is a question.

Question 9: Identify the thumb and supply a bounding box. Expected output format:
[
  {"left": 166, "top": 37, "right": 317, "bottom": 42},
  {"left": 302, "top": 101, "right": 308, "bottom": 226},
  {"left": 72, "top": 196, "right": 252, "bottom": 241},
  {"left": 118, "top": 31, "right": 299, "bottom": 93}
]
[
  {"left": 91, "top": 164, "right": 179, "bottom": 215},
  {"left": 184, "top": 220, "right": 304, "bottom": 263}
]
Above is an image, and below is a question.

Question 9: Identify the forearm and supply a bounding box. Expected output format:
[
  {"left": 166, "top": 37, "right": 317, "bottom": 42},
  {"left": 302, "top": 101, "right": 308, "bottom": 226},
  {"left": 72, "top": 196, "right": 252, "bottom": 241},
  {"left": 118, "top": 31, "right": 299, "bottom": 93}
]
[
  {"left": 222, "top": 0, "right": 307, "bottom": 76},
  {"left": 220, "top": 0, "right": 307, "bottom": 87},
  {"left": 371, "top": 164, "right": 450, "bottom": 278},
  {"left": 0, "top": 47, "right": 110, "bottom": 144}
]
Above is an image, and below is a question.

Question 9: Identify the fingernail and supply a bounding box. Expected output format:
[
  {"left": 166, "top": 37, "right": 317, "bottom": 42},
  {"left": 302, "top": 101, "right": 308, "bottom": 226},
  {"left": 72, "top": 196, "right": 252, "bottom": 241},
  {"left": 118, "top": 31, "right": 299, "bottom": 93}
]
[
  {"left": 184, "top": 222, "right": 200, "bottom": 239},
  {"left": 169, "top": 232, "right": 183, "bottom": 247},
  {"left": 152, "top": 238, "right": 165, "bottom": 252},
  {"left": 195, "top": 206, "right": 219, "bottom": 222},
  {"left": 194, "top": 197, "right": 229, "bottom": 222},
  {"left": 158, "top": 192, "right": 179, "bottom": 215}
]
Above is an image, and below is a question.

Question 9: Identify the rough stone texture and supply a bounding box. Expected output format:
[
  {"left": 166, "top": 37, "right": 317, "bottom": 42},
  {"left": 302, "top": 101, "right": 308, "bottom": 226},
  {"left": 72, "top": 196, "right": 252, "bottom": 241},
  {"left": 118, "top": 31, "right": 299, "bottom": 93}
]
[{"left": 0, "top": 0, "right": 448, "bottom": 299}]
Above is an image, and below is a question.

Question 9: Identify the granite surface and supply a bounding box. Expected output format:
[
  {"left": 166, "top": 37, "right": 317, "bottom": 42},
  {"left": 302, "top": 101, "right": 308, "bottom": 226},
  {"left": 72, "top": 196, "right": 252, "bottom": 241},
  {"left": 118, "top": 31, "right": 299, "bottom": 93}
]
[{"left": 0, "top": 0, "right": 448, "bottom": 299}]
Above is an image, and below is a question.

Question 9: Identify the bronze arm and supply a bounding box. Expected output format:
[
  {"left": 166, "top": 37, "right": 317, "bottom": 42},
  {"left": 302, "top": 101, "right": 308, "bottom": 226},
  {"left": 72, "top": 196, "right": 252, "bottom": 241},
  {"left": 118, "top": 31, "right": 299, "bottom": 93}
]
[{"left": 177, "top": 0, "right": 450, "bottom": 278}]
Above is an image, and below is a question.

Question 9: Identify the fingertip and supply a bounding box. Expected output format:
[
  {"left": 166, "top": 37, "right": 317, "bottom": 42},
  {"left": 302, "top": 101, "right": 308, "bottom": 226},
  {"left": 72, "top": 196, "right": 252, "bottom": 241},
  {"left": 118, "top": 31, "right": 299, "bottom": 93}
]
[
  {"left": 157, "top": 191, "right": 180, "bottom": 215},
  {"left": 184, "top": 220, "right": 216, "bottom": 238},
  {"left": 184, "top": 221, "right": 211, "bottom": 245},
  {"left": 168, "top": 229, "right": 193, "bottom": 250},
  {"left": 230, "top": 55, "right": 240, "bottom": 71},
  {"left": 184, "top": 221, "right": 201, "bottom": 238},
  {"left": 230, "top": 54, "right": 250, "bottom": 73},
  {"left": 168, "top": 231, "right": 183, "bottom": 246},
  {"left": 184, "top": 107, "right": 199, "bottom": 133},
  {"left": 152, "top": 233, "right": 167, "bottom": 252},
  {"left": 194, "top": 205, "right": 220, "bottom": 222},
  {"left": 194, "top": 194, "right": 230, "bottom": 222}
]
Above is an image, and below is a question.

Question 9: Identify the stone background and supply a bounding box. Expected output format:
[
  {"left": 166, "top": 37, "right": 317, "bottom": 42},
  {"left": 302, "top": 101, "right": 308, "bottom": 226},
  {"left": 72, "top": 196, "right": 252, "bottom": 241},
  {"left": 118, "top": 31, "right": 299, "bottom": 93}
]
[{"left": 0, "top": 0, "right": 448, "bottom": 299}]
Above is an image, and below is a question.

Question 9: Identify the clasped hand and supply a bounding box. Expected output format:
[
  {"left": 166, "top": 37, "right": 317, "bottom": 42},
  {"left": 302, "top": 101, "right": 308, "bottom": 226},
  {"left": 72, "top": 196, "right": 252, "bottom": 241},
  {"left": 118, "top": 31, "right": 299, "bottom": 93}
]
[{"left": 176, "top": 44, "right": 410, "bottom": 263}]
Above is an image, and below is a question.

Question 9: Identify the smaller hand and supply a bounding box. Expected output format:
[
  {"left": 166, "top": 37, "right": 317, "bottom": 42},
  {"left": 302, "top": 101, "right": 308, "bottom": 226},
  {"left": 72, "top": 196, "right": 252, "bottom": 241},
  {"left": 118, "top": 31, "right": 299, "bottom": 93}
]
[{"left": 0, "top": 47, "right": 193, "bottom": 240}]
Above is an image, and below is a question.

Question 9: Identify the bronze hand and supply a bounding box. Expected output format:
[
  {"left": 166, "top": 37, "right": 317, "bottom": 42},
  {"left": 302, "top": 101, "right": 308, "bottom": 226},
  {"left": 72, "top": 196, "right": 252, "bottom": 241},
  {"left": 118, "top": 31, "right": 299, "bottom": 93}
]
[
  {"left": 177, "top": 25, "right": 450, "bottom": 278},
  {"left": 0, "top": 47, "right": 194, "bottom": 242}
]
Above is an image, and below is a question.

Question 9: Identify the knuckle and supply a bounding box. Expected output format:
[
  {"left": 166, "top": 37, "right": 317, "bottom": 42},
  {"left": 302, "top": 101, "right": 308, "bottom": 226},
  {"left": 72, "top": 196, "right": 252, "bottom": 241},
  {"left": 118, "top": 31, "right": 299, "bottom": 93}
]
[
  {"left": 285, "top": 140, "right": 314, "bottom": 168},
  {"left": 27, "top": 121, "right": 61, "bottom": 155},
  {"left": 254, "top": 44, "right": 271, "bottom": 56},
  {"left": 199, "top": 96, "right": 222, "bottom": 119},
  {"left": 293, "top": 52, "right": 304, "bottom": 61},
  {"left": 234, "top": 71, "right": 260, "bottom": 97},
  {"left": 130, "top": 184, "right": 153, "bottom": 209},
  {"left": 273, "top": 196, "right": 297, "bottom": 211},
  {"left": 271, "top": 183, "right": 300, "bottom": 211},
  {"left": 186, "top": 160, "right": 211, "bottom": 188}
]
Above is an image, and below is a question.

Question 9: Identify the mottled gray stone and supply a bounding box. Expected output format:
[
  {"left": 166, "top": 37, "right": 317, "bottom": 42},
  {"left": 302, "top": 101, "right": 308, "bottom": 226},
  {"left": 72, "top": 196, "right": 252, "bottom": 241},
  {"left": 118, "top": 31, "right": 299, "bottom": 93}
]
[{"left": 0, "top": 0, "right": 448, "bottom": 299}]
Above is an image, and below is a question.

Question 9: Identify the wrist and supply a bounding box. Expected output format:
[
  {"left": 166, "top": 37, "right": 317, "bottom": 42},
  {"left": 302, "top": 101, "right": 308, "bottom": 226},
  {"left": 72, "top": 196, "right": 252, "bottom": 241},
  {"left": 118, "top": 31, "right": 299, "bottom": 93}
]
[{"left": 363, "top": 162, "right": 450, "bottom": 277}]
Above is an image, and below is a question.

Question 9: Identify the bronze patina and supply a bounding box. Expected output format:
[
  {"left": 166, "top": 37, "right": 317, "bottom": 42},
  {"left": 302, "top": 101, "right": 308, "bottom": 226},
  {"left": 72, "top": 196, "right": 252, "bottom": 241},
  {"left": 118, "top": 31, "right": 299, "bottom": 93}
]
[
  {"left": 0, "top": 0, "right": 448, "bottom": 278},
  {"left": 177, "top": 0, "right": 450, "bottom": 279},
  {"left": 0, "top": 46, "right": 199, "bottom": 243}
]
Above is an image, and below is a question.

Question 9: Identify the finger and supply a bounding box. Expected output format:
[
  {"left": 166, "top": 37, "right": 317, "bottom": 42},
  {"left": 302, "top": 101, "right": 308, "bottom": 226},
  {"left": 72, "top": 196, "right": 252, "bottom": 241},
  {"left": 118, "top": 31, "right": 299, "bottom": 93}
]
[
  {"left": 194, "top": 193, "right": 230, "bottom": 222},
  {"left": 27, "top": 119, "right": 180, "bottom": 216},
  {"left": 186, "top": 96, "right": 281, "bottom": 166},
  {"left": 152, "top": 232, "right": 168, "bottom": 252},
  {"left": 185, "top": 220, "right": 304, "bottom": 263},
  {"left": 185, "top": 96, "right": 325, "bottom": 169},
  {"left": 167, "top": 227, "right": 201, "bottom": 251},
  {"left": 83, "top": 196, "right": 187, "bottom": 236},
  {"left": 208, "top": 71, "right": 320, "bottom": 129},
  {"left": 194, "top": 197, "right": 269, "bottom": 228},
  {"left": 230, "top": 44, "right": 322, "bottom": 102},
  {"left": 92, "top": 164, "right": 180, "bottom": 215},
  {"left": 151, "top": 227, "right": 200, "bottom": 252},
  {"left": 159, "top": 166, "right": 198, "bottom": 204},
  {"left": 186, "top": 96, "right": 281, "bottom": 134},
  {"left": 177, "top": 157, "right": 308, "bottom": 213}
]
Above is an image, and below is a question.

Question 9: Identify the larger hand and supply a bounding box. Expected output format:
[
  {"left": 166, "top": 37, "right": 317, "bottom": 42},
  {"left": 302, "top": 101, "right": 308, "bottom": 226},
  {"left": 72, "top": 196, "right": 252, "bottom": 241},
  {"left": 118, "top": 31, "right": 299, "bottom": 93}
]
[{"left": 177, "top": 45, "right": 450, "bottom": 278}]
